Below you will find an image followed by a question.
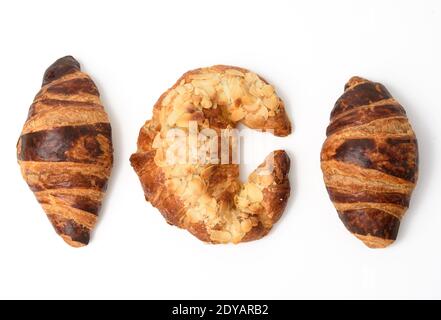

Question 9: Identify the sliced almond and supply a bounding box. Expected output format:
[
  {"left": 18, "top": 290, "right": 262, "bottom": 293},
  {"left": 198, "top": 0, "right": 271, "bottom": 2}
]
[
  {"left": 263, "top": 95, "right": 279, "bottom": 111},
  {"left": 255, "top": 106, "right": 269, "bottom": 120},
  {"left": 192, "top": 95, "right": 202, "bottom": 106},
  {"left": 183, "top": 83, "right": 194, "bottom": 92},
  {"left": 236, "top": 195, "right": 250, "bottom": 208},
  {"left": 167, "top": 108, "right": 185, "bottom": 126},
  {"left": 225, "top": 69, "right": 245, "bottom": 77},
  {"left": 152, "top": 133, "right": 162, "bottom": 149},
  {"left": 176, "top": 112, "right": 193, "bottom": 127},
  {"left": 227, "top": 78, "right": 244, "bottom": 101},
  {"left": 254, "top": 78, "right": 265, "bottom": 89},
  {"left": 154, "top": 149, "right": 165, "bottom": 167},
  {"left": 186, "top": 207, "right": 204, "bottom": 223},
  {"left": 246, "top": 183, "right": 263, "bottom": 202},
  {"left": 175, "top": 85, "right": 187, "bottom": 95},
  {"left": 258, "top": 174, "right": 274, "bottom": 187},
  {"left": 240, "top": 219, "right": 253, "bottom": 233},
  {"left": 262, "top": 84, "right": 274, "bottom": 97},
  {"left": 243, "top": 102, "right": 260, "bottom": 112},
  {"left": 201, "top": 96, "right": 212, "bottom": 109},
  {"left": 244, "top": 72, "right": 259, "bottom": 83},
  {"left": 162, "top": 90, "right": 176, "bottom": 106},
  {"left": 230, "top": 218, "right": 243, "bottom": 242},
  {"left": 191, "top": 79, "right": 217, "bottom": 97},
  {"left": 230, "top": 108, "right": 246, "bottom": 122},
  {"left": 241, "top": 94, "right": 256, "bottom": 106},
  {"left": 170, "top": 95, "right": 186, "bottom": 112},
  {"left": 189, "top": 72, "right": 219, "bottom": 80},
  {"left": 210, "top": 230, "right": 232, "bottom": 243},
  {"left": 249, "top": 85, "right": 260, "bottom": 97},
  {"left": 216, "top": 91, "right": 228, "bottom": 105},
  {"left": 194, "top": 87, "right": 208, "bottom": 97}
]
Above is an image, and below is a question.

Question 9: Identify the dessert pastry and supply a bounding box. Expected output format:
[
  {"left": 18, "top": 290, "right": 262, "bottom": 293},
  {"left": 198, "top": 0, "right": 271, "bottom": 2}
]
[
  {"left": 130, "top": 65, "right": 291, "bottom": 243},
  {"left": 17, "top": 56, "right": 113, "bottom": 247},
  {"left": 321, "top": 77, "right": 418, "bottom": 248}
]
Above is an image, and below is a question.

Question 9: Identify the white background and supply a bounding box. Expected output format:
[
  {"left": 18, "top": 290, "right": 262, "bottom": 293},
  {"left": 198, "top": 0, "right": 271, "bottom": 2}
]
[{"left": 0, "top": 0, "right": 440, "bottom": 299}]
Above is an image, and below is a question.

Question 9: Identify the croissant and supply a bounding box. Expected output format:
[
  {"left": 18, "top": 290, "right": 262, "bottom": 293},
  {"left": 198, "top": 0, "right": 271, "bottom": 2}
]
[
  {"left": 130, "top": 65, "right": 291, "bottom": 243},
  {"left": 17, "top": 56, "right": 113, "bottom": 247},
  {"left": 321, "top": 76, "right": 418, "bottom": 248}
]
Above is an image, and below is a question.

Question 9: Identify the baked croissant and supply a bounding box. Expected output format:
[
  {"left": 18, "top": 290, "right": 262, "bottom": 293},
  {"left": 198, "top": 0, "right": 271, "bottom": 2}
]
[
  {"left": 130, "top": 65, "right": 291, "bottom": 243},
  {"left": 17, "top": 56, "right": 113, "bottom": 247},
  {"left": 321, "top": 77, "right": 418, "bottom": 248}
]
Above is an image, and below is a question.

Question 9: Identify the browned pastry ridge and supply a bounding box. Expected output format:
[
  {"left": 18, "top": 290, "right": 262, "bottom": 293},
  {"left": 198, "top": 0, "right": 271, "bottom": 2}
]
[
  {"left": 321, "top": 77, "right": 418, "bottom": 248},
  {"left": 17, "top": 56, "right": 113, "bottom": 247},
  {"left": 130, "top": 65, "right": 291, "bottom": 243}
]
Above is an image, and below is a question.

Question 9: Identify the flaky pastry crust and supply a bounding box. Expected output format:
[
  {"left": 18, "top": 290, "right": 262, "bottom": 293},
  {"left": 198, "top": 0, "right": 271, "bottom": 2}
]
[
  {"left": 131, "top": 65, "right": 291, "bottom": 243},
  {"left": 321, "top": 77, "right": 418, "bottom": 248},
  {"left": 17, "top": 56, "right": 113, "bottom": 247}
]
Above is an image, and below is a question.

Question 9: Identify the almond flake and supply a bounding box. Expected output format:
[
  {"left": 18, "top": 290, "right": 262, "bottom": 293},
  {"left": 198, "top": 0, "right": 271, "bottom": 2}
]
[
  {"left": 230, "top": 108, "right": 246, "bottom": 122},
  {"left": 263, "top": 96, "right": 279, "bottom": 110},
  {"left": 262, "top": 85, "right": 274, "bottom": 97},
  {"left": 245, "top": 183, "right": 263, "bottom": 202},
  {"left": 225, "top": 69, "right": 245, "bottom": 77},
  {"left": 152, "top": 133, "right": 162, "bottom": 149},
  {"left": 210, "top": 230, "right": 232, "bottom": 243},
  {"left": 243, "top": 102, "right": 260, "bottom": 112}
]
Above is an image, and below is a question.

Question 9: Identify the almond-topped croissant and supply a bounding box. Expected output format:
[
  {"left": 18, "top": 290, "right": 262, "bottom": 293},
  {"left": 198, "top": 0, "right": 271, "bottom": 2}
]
[
  {"left": 321, "top": 77, "right": 418, "bottom": 248},
  {"left": 17, "top": 56, "right": 113, "bottom": 247},
  {"left": 130, "top": 65, "right": 291, "bottom": 243}
]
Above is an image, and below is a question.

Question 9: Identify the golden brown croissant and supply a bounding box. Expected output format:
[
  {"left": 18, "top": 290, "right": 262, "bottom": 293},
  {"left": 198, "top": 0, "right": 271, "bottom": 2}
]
[
  {"left": 130, "top": 65, "right": 291, "bottom": 243},
  {"left": 321, "top": 76, "right": 418, "bottom": 248},
  {"left": 17, "top": 56, "right": 113, "bottom": 247}
]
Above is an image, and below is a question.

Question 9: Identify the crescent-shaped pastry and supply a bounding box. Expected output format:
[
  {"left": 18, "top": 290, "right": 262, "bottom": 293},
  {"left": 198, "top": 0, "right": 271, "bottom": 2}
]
[
  {"left": 17, "top": 56, "right": 113, "bottom": 247},
  {"left": 131, "top": 65, "right": 291, "bottom": 243},
  {"left": 321, "top": 77, "right": 418, "bottom": 248}
]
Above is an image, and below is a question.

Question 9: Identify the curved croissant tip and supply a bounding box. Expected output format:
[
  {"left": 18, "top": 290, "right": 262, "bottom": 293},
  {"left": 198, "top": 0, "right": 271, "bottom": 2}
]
[
  {"left": 42, "top": 55, "right": 81, "bottom": 86},
  {"left": 355, "top": 234, "right": 395, "bottom": 249},
  {"left": 61, "top": 234, "right": 88, "bottom": 248},
  {"left": 270, "top": 149, "right": 290, "bottom": 165},
  {"left": 344, "top": 76, "right": 369, "bottom": 91},
  {"left": 273, "top": 120, "right": 292, "bottom": 137}
]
